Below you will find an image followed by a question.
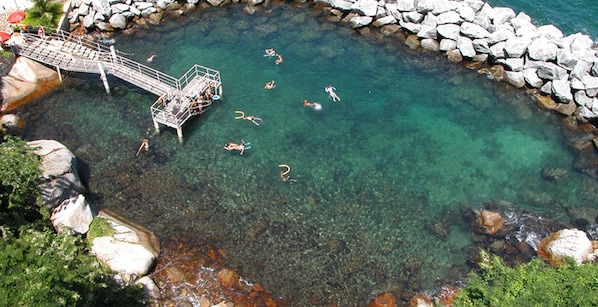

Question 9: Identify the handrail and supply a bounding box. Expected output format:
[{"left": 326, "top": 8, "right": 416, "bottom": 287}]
[{"left": 13, "top": 27, "right": 221, "bottom": 96}]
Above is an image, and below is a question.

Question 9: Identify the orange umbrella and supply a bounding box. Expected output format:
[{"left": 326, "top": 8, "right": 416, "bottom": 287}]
[
  {"left": 7, "top": 11, "right": 26, "bottom": 24},
  {"left": 0, "top": 32, "right": 10, "bottom": 43}
]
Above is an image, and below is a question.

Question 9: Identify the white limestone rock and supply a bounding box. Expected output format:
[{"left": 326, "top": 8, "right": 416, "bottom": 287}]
[
  {"left": 415, "top": 0, "right": 435, "bottom": 14},
  {"left": 330, "top": 0, "right": 353, "bottom": 11},
  {"left": 504, "top": 70, "right": 525, "bottom": 88},
  {"left": 456, "top": 4, "right": 476, "bottom": 22},
  {"left": 522, "top": 68, "right": 544, "bottom": 88},
  {"left": 527, "top": 37, "right": 558, "bottom": 62},
  {"left": 537, "top": 24, "right": 563, "bottom": 40},
  {"left": 437, "top": 24, "right": 460, "bottom": 40},
  {"left": 350, "top": 16, "right": 373, "bottom": 28},
  {"left": 439, "top": 38, "right": 457, "bottom": 51},
  {"left": 351, "top": 0, "right": 378, "bottom": 17},
  {"left": 460, "top": 22, "right": 490, "bottom": 39},
  {"left": 491, "top": 7, "right": 515, "bottom": 26},
  {"left": 503, "top": 36, "right": 531, "bottom": 58},
  {"left": 535, "top": 61, "right": 569, "bottom": 80},
  {"left": 552, "top": 77, "right": 574, "bottom": 103},
  {"left": 373, "top": 15, "right": 397, "bottom": 26},
  {"left": 457, "top": 35, "right": 476, "bottom": 58},
  {"left": 109, "top": 13, "right": 127, "bottom": 29},
  {"left": 472, "top": 38, "right": 489, "bottom": 54},
  {"left": 436, "top": 11, "right": 461, "bottom": 25},
  {"left": 403, "top": 11, "right": 423, "bottom": 23},
  {"left": 556, "top": 49, "right": 579, "bottom": 71},
  {"left": 417, "top": 24, "right": 437, "bottom": 39},
  {"left": 487, "top": 28, "right": 514, "bottom": 44},
  {"left": 489, "top": 41, "right": 506, "bottom": 59},
  {"left": 421, "top": 38, "right": 440, "bottom": 51},
  {"left": 396, "top": 0, "right": 415, "bottom": 12}
]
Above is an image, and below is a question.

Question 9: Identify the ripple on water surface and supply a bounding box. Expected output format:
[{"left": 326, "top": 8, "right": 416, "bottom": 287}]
[{"left": 19, "top": 4, "right": 591, "bottom": 306}]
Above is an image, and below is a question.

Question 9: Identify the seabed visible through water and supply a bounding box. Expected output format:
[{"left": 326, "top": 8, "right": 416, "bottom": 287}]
[{"left": 17, "top": 3, "right": 598, "bottom": 306}]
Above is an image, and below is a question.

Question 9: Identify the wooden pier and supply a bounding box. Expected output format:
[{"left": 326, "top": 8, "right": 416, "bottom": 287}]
[{"left": 10, "top": 28, "right": 222, "bottom": 143}]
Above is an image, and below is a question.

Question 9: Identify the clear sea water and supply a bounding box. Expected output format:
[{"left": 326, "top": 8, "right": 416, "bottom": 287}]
[{"left": 16, "top": 2, "right": 598, "bottom": 306}]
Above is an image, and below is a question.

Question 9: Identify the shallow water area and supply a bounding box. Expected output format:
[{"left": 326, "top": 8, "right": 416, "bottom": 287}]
[{"left": 18, "top": 4, "right": 595, "bottom": 306}]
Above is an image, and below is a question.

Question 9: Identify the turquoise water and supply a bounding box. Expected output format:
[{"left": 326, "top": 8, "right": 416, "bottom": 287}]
[
  {"left": 18, "top": 4, "right": 594, "bottom": 306},
  {"left": 486, "top": 0, "right": 598, "bottom": 38}
]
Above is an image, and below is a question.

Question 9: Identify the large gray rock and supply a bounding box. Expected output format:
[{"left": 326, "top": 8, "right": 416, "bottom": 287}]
[
  {"left": 351, "top": 0, "right": 378, "bottom": 16},
  {"left": 350, "top": 16, "right": 373, "bottom": 28},
  {"left": 491, "top": 7, "right": 515, "bottom": 26},
  {"left": 570, "top": 60, "right": 594, "bottom": 80},
  {"left": 396, "top": 0, "right": 415, "bottom": 12},
  {"left": 472, "top": 38, "right": 489, "bottom": 53},
  {"left": 437, "top": 24, "right": 460, "bottom": 40},
  {"left": 556, "top": 49, "right": 579, "bottom": 71},
  {"left": 403, "top": 11, "right": 423, "bottom": 23},
  {"left": 537, "top": 24, "right": 563, "bottom": 40},
  {"left": 330, "top": 0, "right": 353, "bottom": 11},
  {"left": 487, "top": 28, "right": 514, "bottom": 44},
  {"left": 489, "top": 41, "right": 506, "bottom": 59},
  {"left": 460, "top": 21, "right": 490, "bottom": 39},
  {"left": 552, "top": 77, "right": 574, "bottom": 103},
  {"left": 436, "top": 11, "right": 461, "bottom": 25},
  {"left": 504, "top": 36, "right": 532, "bottom": 58},
  {"left": 90, "top": 208, "right": 160, "bottom": 277},
  {"left": 523, "top": 68, "right": 544, "bottom": 88},
  {"left": 535, "top": 61, "right": 569, "bottom": 80},
  {"left": 28, "top": 140, "right": 86, "bottom": 209},
  {"left": 109, "top": 13, "right": 127, "bottom": 29},
  {"left": 504, "top": 70, "right": 525, "bottom": 88},
  {"left": 417, "top": 24, "right": 437, "bottom": 39},
  {"left": 456, "top": 4, "right": 476, "bottom": 22},
  {"left": 421, "top": 38, "right": 440, "bottom": 51},
  {"left": 51, "top": 194, "right": 93, "bottom": 235},
  {"left": 527, "top": 37, "right": 558, "bottom": 62},
  {"left": 457, "top": 36, "right": 476, "bottom": 58},
  {"left": 439, "top": 38, "right": 457, "bottom": 51}
]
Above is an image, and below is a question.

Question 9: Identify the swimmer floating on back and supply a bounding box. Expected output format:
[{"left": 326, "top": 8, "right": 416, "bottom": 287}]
[
  {"left": 264, "top": 48, "right": 276, "bottom": 57},
  {"left": 264, "top": 80, "right": 276, "bottom": 90},
  {"left": 147, "top": 54, "right": 156, "bottom": 62},
  {"left": 303, "top": 99, "right": 322, "bottom": 111},
  {"left": 224, "top": 139, "right": 251, "bottom": 155},
  {"left": 235, "top": 110, "right": 263, "bottom": 126},
  {"left": 325, "top": 84, "right": 341, "bottom": 102}
]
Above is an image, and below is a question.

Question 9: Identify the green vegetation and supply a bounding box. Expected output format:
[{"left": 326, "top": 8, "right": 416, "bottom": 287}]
[
  {"left": 0, "top": 136, "right": 148, "bottom": 306},
  {"left": 88, "top": 217, "right": 115, "bottom": 242},
  {"left": 23, "top": 0, "right": 64, "bottom": 30},
  {"left": 0, "top": 49, "right": 12, "bottom": 59},
  {"left": 454, "top": 250, "right": 598, "bottom": 306}
]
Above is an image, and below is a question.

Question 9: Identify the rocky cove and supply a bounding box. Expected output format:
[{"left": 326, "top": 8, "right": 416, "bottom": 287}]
[{"left": 3, "top": 0, "right": 598, "bottom": 306}]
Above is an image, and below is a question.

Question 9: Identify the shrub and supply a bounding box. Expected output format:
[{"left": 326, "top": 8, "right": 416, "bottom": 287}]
[
  {"left": 24, "top": 0, "right": 64, "bottom": 29},
  {"left": 0, "top": 136, "right": 45, "bottom": 229},
  {"left": 454, "top": 250, "right": 598, "bottom": 306}
]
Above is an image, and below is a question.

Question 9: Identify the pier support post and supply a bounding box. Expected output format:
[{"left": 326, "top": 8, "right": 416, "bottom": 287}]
[
  {"left": 110, "top": 45, "right": 117, "bottom": 60},
  {"left": 153, "top": 120, "right": 160, "bottom": 134},
  {"left": 56, "top": 66, "right": 62, "bottom": 82},
  {"left": 97, "top": 63, "right": 110, "bottom": 95},
  {"left": 176, "top": 127, "right": 183, "bottom": 144}
]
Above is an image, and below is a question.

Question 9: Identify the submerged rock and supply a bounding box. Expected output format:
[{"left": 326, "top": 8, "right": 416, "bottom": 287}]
[{"left": 477, "top": 209, "right": 505, "bottom": 235}]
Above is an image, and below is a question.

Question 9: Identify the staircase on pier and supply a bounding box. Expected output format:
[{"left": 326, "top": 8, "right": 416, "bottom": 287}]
[{"left": 10, "top": 29, "right": 222, "bottom": 142}]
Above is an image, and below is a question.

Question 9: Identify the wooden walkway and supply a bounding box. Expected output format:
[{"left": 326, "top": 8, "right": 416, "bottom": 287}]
[{"left": 10, "top": 29, "right": 222, "bottom": 142}]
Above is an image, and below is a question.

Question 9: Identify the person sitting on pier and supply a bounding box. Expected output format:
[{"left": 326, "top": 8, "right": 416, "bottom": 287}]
[
  {"left": 204, "top": 87, "right": 215, "bottom": 100},
  {"left": 264, "top": 48, "right": 276, "bottom": 57},
  {"left": 325, "top": 84, "right": 341, "bottom": 102},
  {"left": 264, "top": 80, "right": 276, "bottom": 90},
  {"left": 235, "top": 110, "right": 262, "bottom": 126},
  {"left": 275, "top": 54, "right": 283, "bottom": 65},
  {"left": 224, "top": 140, "right": 251, "bottom": 155},
  {"left": 303, "top": 99, "right": 322, "bottom": 111},
  {"left": 147, "top": 54, "right": 156, "bottom": 62},
  {"left": 37, "top": 26, "right": 46, "bottom": 40}
]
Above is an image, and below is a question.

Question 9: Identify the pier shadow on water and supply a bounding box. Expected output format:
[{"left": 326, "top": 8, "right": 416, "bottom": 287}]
[{"left": 18, "top": 4, "right": 595, "bottom": 306}]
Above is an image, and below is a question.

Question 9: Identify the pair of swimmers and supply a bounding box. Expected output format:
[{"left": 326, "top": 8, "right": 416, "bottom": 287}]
[{"left": 264, "top": 48, "right": 283, "bottom": 65}]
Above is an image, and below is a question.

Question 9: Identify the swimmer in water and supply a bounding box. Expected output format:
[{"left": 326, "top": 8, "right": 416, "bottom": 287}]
[
  {"left": 275, "top": 54, "right": 283, "bottom": 65},
  {"left": 264, "top": 48, "right": 276, "bottom": 57},
  {"left": 147, "top": 54, "right": 156, "bottom": 62},
  {"left": 325, "top": 84, "right": 341, "bottom": 102},
  {"left": 235, "top": 110, "right": 263, "bottom": 126},
  {"left": 224, "top": 139, "right": 251, "bottom": 155},
  {"left": 264, "top": 80, "right": 276, "bottom": 90},
  {"left": 302, "top": 99, "right": 322, "bottom": 111}
]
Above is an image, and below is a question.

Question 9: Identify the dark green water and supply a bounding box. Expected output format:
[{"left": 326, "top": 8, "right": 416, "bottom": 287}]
[{"left": 18, "top": 4, "right": 592, "bottom": 306}]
